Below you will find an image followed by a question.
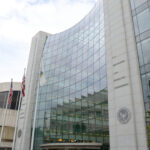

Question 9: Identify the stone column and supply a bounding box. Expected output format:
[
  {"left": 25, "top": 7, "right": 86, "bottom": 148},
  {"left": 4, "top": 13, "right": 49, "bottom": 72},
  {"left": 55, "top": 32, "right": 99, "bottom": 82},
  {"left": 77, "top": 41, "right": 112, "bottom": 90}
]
[{"left": 103, "top": 0, "right": 148, "bottom": 149}]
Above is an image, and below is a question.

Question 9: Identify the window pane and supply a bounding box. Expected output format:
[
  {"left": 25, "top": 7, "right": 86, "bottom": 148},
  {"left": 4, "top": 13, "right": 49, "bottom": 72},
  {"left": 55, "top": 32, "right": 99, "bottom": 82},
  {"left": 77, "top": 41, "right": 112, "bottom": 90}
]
[
  {"left": 141, "top": 38, "right": 150, "bottom": 65},
  {"left": 137, "top": 9, "right": 150, "bottom": 34},
  {"left": 137, "top": 43, "right": 144, "bottom": 66},
  {"left": 134, "top": 0, "right": 147, "bottom": 8}
]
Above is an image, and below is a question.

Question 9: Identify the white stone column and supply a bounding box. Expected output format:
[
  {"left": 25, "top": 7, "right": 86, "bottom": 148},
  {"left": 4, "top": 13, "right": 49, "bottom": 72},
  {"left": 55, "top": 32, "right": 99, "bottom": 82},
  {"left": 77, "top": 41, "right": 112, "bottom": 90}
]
[
  {"left": 103, "top": 0, "right": 148, "bottom": 150},
  {"left": 15, "top": 31, "right": 50, "bottom": 150}
]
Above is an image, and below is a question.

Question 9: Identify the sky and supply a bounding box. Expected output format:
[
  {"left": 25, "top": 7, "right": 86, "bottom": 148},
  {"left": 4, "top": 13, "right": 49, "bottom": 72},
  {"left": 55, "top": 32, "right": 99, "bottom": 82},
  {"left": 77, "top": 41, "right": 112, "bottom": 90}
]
[{"left": 0, "top": 0, "right": 96, "bottom": 83}]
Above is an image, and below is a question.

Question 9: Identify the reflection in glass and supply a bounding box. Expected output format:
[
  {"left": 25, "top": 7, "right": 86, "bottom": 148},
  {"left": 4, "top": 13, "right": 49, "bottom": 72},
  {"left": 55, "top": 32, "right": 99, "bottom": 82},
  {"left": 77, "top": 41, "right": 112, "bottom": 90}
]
[
  {"left": 33, "top": 0, "right": 109, "bottom": 150},
  {"left": 130, "top": 0, "right": 150, "bottom": 147},
  {"left": 137, "top": 9, "right": 150, "bottom": 34}
]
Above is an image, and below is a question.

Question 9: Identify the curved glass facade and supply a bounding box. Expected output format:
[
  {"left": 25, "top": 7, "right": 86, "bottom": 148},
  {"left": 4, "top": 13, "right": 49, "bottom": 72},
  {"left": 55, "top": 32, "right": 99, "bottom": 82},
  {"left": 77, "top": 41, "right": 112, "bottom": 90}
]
[
  {"left": 130, "top": 0, "right": 150, "bottom": 147},
  {"left": 33, "top": 0, "right": 109, "bottom": 149}
]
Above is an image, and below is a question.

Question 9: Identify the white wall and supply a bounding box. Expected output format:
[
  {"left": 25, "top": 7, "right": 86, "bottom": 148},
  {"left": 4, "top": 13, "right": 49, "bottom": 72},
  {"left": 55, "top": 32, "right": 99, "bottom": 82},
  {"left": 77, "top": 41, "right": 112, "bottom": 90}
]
[
  {"left": 103, "top": 0, "right": 148, "bottom": 149},
  {"left": 15, "top": 31, "right": 49, "bottom": 150}
]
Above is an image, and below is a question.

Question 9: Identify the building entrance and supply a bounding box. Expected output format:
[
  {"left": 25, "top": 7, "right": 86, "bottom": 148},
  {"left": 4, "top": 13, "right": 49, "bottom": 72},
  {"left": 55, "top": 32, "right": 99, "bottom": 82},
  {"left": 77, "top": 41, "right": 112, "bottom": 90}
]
[{"left": 40, "top": 143, "right": 102, "bottom": 150}]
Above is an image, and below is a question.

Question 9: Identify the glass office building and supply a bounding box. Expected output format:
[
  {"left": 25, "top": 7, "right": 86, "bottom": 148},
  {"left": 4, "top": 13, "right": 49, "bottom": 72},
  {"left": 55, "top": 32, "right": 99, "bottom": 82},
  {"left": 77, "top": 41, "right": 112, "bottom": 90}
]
[
  {"left": 33, "top": 0, "right": 109, "bottom": 150},
  {"left": 15, "top": 0, "right": 150, "bottom": 150},
  {"left": 130, "top": 0, "right": 150, "bottom": 147}
]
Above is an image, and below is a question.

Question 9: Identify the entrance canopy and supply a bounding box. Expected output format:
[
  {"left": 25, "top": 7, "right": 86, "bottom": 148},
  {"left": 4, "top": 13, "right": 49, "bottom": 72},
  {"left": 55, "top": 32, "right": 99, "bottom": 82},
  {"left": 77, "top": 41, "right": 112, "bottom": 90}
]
[{"left": 40, "top": 143, "right": 102, "bottom": 150}]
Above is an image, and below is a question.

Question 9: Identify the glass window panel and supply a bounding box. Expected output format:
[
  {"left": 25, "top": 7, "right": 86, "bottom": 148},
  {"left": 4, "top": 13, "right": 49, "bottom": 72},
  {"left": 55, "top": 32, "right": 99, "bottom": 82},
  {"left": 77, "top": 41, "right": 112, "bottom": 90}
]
[
  {"left": 137, "top": 9, "right": 150, "bottom": 34},
  {"left": 130, "top": 0, "right": 135, "bottom": 9},
  {"left": 141, "top": 74, "right": 149, "bottom": 101},
  {"left": 141, "top": 37, "right": 150, "bottom": 65},
  {"left": 133, "top": 16, "right": 139, "bottom": 35},
  {"left": 0, "top": 92, "right": 9, "bottom": 108},
  {"left": 145, "top": 64, "right": 150, "bottom": 73},
  {"left": 137, "top": 43, "right": 144, "bottom": 66},
  {"left": 133, "top": 0, "right": 147, "bottom": 8}
]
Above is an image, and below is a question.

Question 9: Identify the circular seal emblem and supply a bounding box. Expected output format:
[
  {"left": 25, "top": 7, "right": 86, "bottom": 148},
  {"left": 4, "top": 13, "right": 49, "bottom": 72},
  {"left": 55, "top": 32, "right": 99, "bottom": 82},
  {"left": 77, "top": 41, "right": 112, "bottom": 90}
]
[
  {"left": 18, "top": 129, "right": 22, "bottom": 138},
  {"left": 117, "top": 107, "right": 131, "bottom": 124}
]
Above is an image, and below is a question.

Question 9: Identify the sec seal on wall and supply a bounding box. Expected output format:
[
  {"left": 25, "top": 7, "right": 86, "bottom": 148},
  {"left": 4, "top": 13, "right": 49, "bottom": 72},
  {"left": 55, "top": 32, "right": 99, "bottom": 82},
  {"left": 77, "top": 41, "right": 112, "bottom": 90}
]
[{"left": 117, "top": 107, "right": 131, "bottom": 124}]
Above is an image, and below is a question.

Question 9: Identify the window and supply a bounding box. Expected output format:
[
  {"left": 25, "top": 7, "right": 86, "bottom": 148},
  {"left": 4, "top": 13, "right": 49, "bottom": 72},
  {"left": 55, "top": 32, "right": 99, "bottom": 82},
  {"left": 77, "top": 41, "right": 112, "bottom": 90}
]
[
  {"left": 133, "top": 0, "right": 147, "bottom": 8},
  {"left": 137, "top": 9, "right": 150, "bottom": 34},
  {"left": 141, "top": 38, "right": 150, "bottom": 65}
]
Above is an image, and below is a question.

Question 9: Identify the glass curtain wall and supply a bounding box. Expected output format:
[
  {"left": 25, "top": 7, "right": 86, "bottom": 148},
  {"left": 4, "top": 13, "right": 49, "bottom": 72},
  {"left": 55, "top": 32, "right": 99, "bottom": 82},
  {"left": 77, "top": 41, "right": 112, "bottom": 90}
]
[
  {"left": 33, "top": 0, "right": 109, "bottom": 150},
  {"left": 130, "top": 0, "right": 150, "bottom": 148}
]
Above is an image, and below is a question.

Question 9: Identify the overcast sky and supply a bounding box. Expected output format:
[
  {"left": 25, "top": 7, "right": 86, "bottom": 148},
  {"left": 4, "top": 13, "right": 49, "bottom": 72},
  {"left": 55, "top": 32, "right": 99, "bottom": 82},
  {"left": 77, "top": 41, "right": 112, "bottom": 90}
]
[{"left": 0, "top": 0, "right": 96, "bottom": 83}]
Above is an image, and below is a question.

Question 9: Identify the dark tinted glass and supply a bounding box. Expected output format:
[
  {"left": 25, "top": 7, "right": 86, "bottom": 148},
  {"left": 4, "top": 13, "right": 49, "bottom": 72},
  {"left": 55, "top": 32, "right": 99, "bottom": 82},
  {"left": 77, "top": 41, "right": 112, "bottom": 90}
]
[{"left": 0, "top": 91, "right": 20, "bottom": 110}]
